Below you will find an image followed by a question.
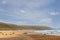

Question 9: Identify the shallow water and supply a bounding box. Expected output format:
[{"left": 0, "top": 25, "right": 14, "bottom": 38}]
[{"left": 22, "top": 30, "right": 60, "bottom": 36}]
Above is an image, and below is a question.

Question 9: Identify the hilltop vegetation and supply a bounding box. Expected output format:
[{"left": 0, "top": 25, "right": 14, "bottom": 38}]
[{"left": 0, "top": 22, "right": 53, "bottom": 30}]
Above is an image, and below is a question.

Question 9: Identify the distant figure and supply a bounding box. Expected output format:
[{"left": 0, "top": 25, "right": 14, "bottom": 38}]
[
  {"left": 51, "top": 32, "right": 53, "bottom": 34},
  {"left": 44, "top": 34, "right": 46, "bottom": 35}
]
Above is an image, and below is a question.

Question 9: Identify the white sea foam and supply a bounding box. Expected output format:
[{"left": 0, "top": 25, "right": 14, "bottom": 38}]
[{"left": 23, "top": 30, "right": 60, "bottom": 36}]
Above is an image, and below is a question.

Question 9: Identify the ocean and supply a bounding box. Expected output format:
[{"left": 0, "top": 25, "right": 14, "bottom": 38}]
[{"left": 22, "top": 30, "right": 60, "bottom": 36}]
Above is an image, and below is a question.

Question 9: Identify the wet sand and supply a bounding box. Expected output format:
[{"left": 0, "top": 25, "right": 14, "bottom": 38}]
[{"left": 27, "top": 34, "right": 60, "bottom": 40}]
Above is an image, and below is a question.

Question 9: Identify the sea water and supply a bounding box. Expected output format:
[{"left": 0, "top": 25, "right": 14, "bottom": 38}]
[{"left": 22, "top": 30, "right": 60, "bottom": 36}]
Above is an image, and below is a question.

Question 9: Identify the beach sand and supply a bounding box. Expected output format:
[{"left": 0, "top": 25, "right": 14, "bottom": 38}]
[{"left": 0, "top": 31, "right": 60, "bottom": 40}]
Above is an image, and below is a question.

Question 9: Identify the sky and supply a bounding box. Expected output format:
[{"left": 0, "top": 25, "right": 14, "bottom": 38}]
[{"left": 0, "top": 0, "right": 60, "bottom": 28}]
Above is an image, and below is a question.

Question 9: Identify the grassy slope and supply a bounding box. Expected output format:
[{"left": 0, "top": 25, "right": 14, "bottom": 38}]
[{"left": 0, "top": 22, "right": 53, "bottom": 30}]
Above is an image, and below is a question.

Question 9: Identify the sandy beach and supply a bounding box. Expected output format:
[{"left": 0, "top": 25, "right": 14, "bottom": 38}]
[
  {"left": 0, "top": 31, "right": 60, "bottom": 40},
  {"left": 0, "top": 34, "right": 60, "bottom": 40}
]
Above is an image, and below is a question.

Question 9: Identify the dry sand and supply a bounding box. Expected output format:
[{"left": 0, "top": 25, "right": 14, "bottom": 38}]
[{"left": 0, "top": 31, "right": 24, "bottom": 38}]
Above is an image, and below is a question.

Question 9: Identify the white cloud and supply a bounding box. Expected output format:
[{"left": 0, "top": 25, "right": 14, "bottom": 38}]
[
  {"left": 50, "top": 12, "right": 59, "bottom": 16},
  {"left": 4, "top": 0, "right": 55, "bottom": 9},
  {"left": 14, "top": 9, "right": 48, "bottom": 22},
  {"left": 2, "top": 1, "right": 7, "bottom": 4},
  {"left": 15, "top": 21, "right": 28, "bottom": 25},
  {"left": 40, "top": 18, "right": 52, "bottom": 23},
  {"left": 20, "top": 10, "right": 26, "bottom": 13},
  {"left": 0, "top": 0, "right": 55, "bottom": 25},
  {"left": 26, "top": 0, "right": 55, "bottom": 8}
]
